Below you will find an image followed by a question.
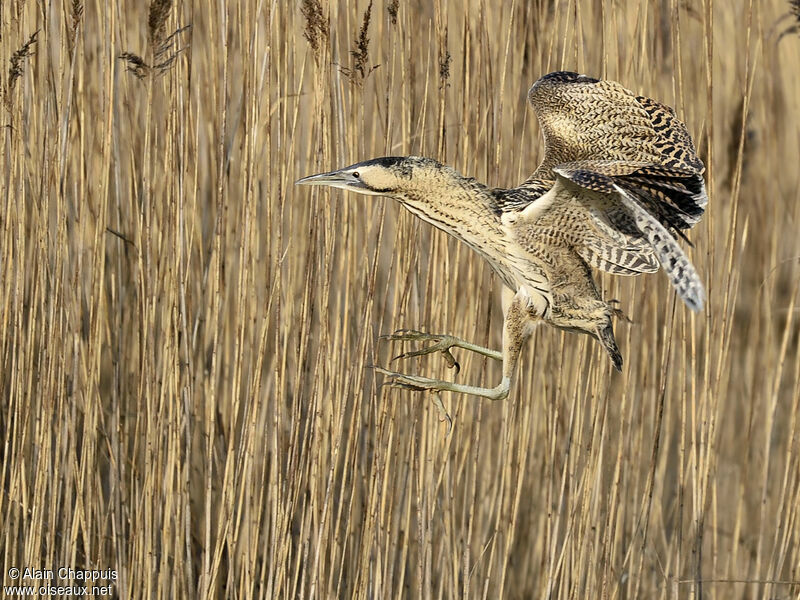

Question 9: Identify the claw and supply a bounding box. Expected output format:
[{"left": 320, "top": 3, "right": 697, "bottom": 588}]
[
  {"left": 390, "top": 348, "right": 434, "bottom": 362},
  {"left": 371, "top": 366, "right": 421, "bottom": 391},
  {"left": 375, "top": 364, "right": 453, "bottom": 433},
  {"left": 431, "top": 393, "right": 453, "bottom": 436},
  {"left": 441, "top": 349, "right": 460, "bottom": 375},
  {"left": 383, "top": 380, "right": 429, "bottom": 393},
  {"left": 373, "top": 367, "right": 444, "bottom": 394},
  {"left": 382, "top": 330, "right": 461, "bottom": 374},
  {"left": 610, "top": 306, "right": 633, "bottom": 323},
  {"left": 604, "top": 299, "right": 633, "bottom": 323},
  {"left": 379, "top": 328, "right": 426, "bottom": 341}
]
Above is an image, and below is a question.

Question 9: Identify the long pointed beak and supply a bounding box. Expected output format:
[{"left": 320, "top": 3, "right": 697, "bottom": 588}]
[
  {"left": 295, "top": 168, "right": 382, "bottom": 195},
  {"left": 295, "top": 170, "right": 349, "bottom": 187}
]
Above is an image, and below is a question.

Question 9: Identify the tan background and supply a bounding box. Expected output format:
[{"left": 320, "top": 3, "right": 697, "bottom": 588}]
[{"left": 2, "top": 0, "right": 799, "bottom": 597}]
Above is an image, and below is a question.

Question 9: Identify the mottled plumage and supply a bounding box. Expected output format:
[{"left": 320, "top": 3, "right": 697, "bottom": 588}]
[
  {"left": 296, "top": 71, "right": 707, "bottom": 405},
  {"left": 498, "top": 71, "right": 707, "bottom": 352}
]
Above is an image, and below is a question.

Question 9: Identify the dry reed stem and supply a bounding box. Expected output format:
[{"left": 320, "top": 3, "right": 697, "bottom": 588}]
[{"left": 1, "top": 1, "right": 800, "bottom": 598}]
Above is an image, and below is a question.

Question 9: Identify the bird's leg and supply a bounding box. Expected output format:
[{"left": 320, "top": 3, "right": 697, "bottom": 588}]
[
  {"left": 374, "top": 289, "right": 536, "bottom": 401},
  {"left": 380, "top": 329, "right": 502, "bottom": 375}
]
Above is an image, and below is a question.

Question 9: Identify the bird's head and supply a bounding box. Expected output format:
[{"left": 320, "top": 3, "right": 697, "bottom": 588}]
[{"left": 295, "top": 156, "right": 443, "bottom": 198}]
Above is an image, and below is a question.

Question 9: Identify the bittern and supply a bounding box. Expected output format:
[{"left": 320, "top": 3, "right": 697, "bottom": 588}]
[{"left": 296, "top": 72, "right": 707, "bottom": 405}]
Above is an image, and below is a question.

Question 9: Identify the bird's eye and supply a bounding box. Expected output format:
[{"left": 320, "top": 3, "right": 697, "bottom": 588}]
[{"left": 352, "top": 171, "right": 360, "bottom": 178}]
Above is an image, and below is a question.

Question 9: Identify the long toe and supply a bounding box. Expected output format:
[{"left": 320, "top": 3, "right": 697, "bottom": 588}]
[
  {"left": 374, "top": 367, "right": 510, "bottom": 401},
  {"left": 380, "top": 329, "right": 439, "bottom": 342},
  {"left": 382, "top": 331, "right": 461, "bottom": 373},
  {"left": 374, "top": 367, "right": 442, "bottom": 391}
]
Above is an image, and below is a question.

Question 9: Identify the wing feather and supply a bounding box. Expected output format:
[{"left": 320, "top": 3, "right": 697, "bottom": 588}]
[
  {"left": 525, "top": 71, "right": 705, "bottom": 180},
  {"left": 552, "top": 160, "right": 708, "bottom": 237},
  {"left": 613, "top": 185, "right": 705, "bottom": 311},
  {"left": 576, "top": 237, "right": 660, "bottom": 276},
  {"left": 514, "top": 172, "right": 705, "bottom": 310},
  {"left": 509, "top": 72, "right": 707, "bottom": 311}
]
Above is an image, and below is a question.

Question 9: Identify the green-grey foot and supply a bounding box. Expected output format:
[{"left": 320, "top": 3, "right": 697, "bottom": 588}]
[
  {"left": 381, "top": 329, "right": 461, "bottom": 373},
  {"left": 380, "top": 329, "right": 503, "bottom": 375},
  {"left": 374, "top": 366, "right": 510, "bottom": 401}
]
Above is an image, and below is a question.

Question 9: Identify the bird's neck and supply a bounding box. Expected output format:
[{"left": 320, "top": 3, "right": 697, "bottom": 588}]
[
  {"left": 397, "top": 173, "right": 503, "bottom": 245},
  {"left": 393, "top": 171, "right": 520, "bottom": 285}
]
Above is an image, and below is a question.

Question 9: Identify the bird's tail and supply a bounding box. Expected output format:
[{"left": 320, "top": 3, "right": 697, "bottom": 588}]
[{"left": 613, "top": 184, "right": 706, "bottom": 312}]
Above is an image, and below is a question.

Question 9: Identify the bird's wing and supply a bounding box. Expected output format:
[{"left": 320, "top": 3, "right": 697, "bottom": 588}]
[
  {"left": 524, "top": 71, "right": 705, "bottom": 180},
  {"left": 522, "top": 73, "right": 708, "bottom": 232},
  {"left": 513, "top": 170, "right": 705, "bottom": 311},
  {"left": 507, "top": 72, "right": 707, "bottom": 310}
]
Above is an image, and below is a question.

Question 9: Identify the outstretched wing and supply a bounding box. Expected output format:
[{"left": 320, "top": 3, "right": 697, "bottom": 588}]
[
  {"left": 523, "top": 72, "right": 707, "bottom": 234},
  {"left": 525, "top": 71, "right": 704, "bottom": 178},
  {"left": 514, "top": 72, "right": 707, "bottom": 311}
]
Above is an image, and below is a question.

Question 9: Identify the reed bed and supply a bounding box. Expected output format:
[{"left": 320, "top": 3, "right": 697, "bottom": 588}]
[{"left": 2, "top": 0, "right": 799, "bottom": 597}]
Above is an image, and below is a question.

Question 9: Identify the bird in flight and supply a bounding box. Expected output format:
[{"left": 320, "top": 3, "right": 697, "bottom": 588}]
[{"left": 296, "top": 71, "right": 707, "bottom": 409}]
